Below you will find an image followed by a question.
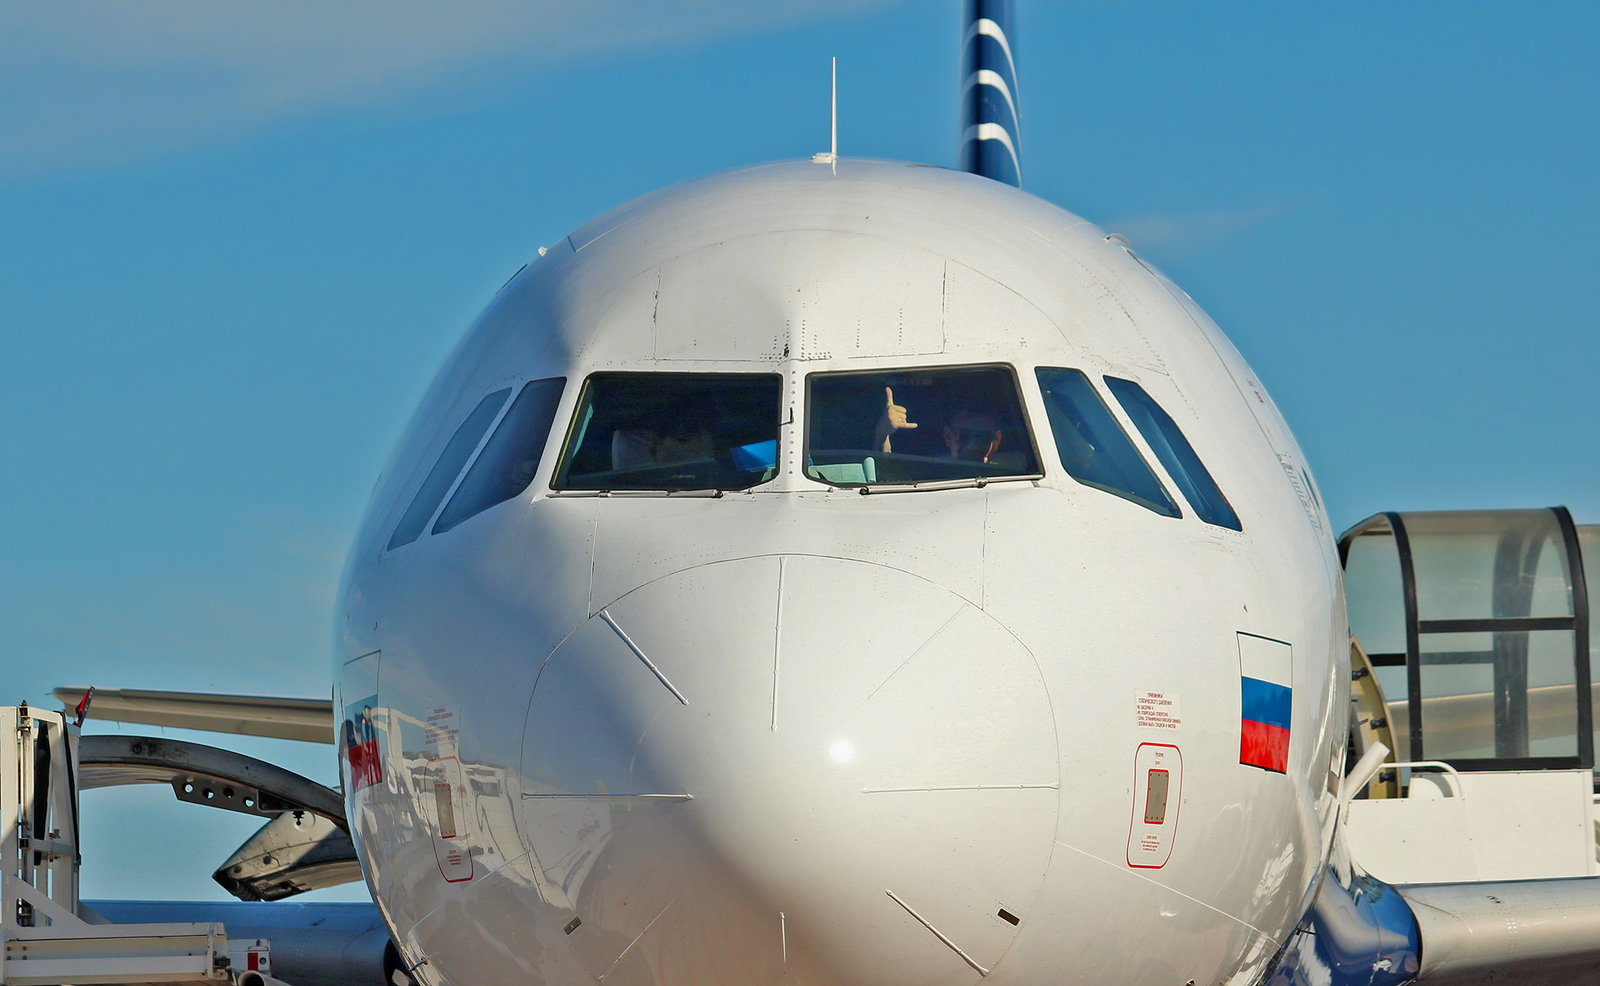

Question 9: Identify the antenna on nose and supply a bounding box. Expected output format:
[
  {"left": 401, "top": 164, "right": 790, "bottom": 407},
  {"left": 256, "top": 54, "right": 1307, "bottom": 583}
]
[
  {"left": 960, "top": 0, "right": 1022, "bottom": 187},
  {"left": 811, "top": 56, "right": 838, "bottom": 174}
]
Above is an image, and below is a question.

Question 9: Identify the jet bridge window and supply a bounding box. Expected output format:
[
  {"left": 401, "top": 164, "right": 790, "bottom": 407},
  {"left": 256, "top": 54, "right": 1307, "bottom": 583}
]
[
  {"left": 1340, "top": 509, "right": 1592, "bottom": 770},
  {"left": 805, "top": 365, "right": 1040, "bottom": 486},
  {"left": 552, "top": 373, "right": 782, "bottom": 491},
  {"left": 387, "top": 388, "right": 511, "bottom": 551},
  {"left": 1104, "top": 377, "right": 1242, "bottom": 531},
  {"left": 434, "top": 377, "right": 567, "bottom": 534},
  {"left": 1034, "top": 368, "right": 1179, "bottom": 518}
]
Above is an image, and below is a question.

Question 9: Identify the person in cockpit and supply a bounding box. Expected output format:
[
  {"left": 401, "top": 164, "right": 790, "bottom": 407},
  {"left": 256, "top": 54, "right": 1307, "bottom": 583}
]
[
  {"left": 611, "top": 397, "right": 716, "bottom": 471},
  {"left": 874, "top": 387, "right": 1004, "bottom": 464}
]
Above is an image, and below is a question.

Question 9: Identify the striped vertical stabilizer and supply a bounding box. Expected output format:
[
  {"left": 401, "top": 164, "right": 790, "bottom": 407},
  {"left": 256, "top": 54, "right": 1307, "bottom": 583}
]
[{"left": 960, "top": 0, "right": 1022, "bottom": 187}]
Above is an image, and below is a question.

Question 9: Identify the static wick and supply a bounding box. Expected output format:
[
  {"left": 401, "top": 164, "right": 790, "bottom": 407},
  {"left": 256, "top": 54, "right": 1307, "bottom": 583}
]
[{"left": 811, "top": 56, "right": 838, "bottom": 173}]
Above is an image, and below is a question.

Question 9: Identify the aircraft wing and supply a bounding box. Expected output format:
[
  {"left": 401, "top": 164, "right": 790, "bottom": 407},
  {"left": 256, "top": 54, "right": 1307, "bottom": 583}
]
[
  {"left": 1401, "top": 878, "right": 1600, "bottom": 985},
  {"left": 54, "top": 686, "right": 334, "bottom": 744}
]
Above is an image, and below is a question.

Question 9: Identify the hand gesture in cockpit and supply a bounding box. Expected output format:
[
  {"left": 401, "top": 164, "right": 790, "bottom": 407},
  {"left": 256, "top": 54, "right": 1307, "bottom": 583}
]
[{"left": 875, "top": 387, "right": 919, "bottom": 453}]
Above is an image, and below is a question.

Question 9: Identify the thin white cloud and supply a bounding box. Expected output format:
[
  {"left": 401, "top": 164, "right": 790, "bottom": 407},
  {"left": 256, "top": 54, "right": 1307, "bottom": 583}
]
[
  {"left": 0, "top": 0, "right": 894, "bottom": 177},
  {"left": 1102, "top": 200, "right": 1297, "bottom": 255}
]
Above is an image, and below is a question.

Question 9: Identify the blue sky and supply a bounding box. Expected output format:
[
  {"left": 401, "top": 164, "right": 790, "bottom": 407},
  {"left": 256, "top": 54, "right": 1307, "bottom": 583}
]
[{"left": 1, "top": 2, "right": 1596, "bottom": 901}]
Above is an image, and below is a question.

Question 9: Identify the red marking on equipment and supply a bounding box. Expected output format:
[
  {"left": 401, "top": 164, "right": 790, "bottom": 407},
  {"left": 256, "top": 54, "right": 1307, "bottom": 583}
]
[
  {"left": 428, "top": 757, "right": 474, "bottom": 884},
  {"left": 1127, "top": 743, "right": 1182, "bottom": 869},
  {"left": 1240, "top": 720, "right": 1289, "bottom": 773}
]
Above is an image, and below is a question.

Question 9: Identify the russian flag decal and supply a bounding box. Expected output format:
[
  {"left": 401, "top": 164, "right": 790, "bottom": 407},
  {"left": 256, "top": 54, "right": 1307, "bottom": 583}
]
[
  {"left": 342, "top": 695, "right": 383, "bottom": 791},
  {"left": 1237, "top": 633, "right": 1292, "bottom": 773}
]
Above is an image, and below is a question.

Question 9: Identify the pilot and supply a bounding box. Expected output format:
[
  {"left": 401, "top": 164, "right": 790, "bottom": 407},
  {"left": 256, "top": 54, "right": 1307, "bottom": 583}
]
[
  {"left": 507, "top": 453, "right": 542, "bottom": 490},
  {"left": 874, "top": 386, "right": 1003, "bottom": 463},
  {"left": 651, "top": 417, "right": 714, "bottom": 464},
  {"left": 943, "top": 407, "right": 1004, "bottom": 463},
  {"left": 612, "top": 398, "right": 716, "bottom": 470}
]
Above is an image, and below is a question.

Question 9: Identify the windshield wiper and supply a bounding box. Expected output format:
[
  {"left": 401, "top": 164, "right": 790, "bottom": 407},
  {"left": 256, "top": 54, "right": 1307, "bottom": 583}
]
[
  {"left": 855, "top": 474, "right": 1040, "bottom": 495},
  {"left": 547, "top": 488, "right": 726, "bottom": 498}
]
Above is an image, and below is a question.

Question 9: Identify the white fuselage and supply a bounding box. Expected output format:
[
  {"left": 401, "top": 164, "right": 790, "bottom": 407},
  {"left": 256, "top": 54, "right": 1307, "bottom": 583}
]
[{"left": 335, "top": 159, "right": 1347, "bottom": 986}]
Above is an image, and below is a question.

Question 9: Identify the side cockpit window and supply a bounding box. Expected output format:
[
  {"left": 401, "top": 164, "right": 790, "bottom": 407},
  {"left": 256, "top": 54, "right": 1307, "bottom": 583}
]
[
  {"left": 553, "top": 373, "right": 781, "bottom": 491},
  {"left": 434, "top": 377, "right": 567, "bottom": 534},
  {"left": 387, "top": 388, "right": 511, "bottom": 550},
  {"left": 1104, "top": 377, "right": 1242, "bottom": 531},
  {"left": 806, "top": 365, "right": 1040, "bottom": 486},
  {"left": 1034, "top": 367, "right": 1180, "bottom": 518}
]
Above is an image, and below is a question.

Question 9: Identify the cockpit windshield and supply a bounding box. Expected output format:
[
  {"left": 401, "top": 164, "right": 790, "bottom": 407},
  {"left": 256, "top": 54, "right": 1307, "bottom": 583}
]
[
  {"left": 553, "top": 373, "right": 782, "bottom": 491},
  {"left": 806, "top": 365, "right": 1039, "bottom": 486}
]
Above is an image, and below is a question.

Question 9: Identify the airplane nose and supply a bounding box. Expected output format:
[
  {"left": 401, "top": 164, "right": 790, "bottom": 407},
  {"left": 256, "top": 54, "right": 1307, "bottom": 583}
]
[{"left": 521, "top": 555, "right": 1059, "bottom": 986}]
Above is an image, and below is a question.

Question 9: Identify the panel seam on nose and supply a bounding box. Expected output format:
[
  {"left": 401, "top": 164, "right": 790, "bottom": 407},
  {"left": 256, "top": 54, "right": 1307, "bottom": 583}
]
[
  {"left": 598, "top": 896, "right": 678, "bottom": 981},
  {"left": 600, "top": 609, "right": 689, "bottom": 705},
  {"left": 886, "top": 889, "right": 990, "bottom": 976},
  {"left": 772, "top": 556, "right": 787, "bottom": 731}
]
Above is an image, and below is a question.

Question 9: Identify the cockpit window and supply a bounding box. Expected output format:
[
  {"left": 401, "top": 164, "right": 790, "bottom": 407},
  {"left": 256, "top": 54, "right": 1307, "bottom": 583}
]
[
  {"left": 387, "top": 388, "right": 511, "bottom": 551},
  {"left": 552, "top": 373, "right": 782, "bottom": 491},
  {"left": 434, "top": 377, "right": 566, "bottom": 534},
  {"left": 1105, "top": 377, "right": 1242, "bottom": 531},
  {"left": 806, "top": 365, "right": 1040, "bottom": 486},
  {"left": 1034, "top": 367, "right": 1180, "bottom": 518}
]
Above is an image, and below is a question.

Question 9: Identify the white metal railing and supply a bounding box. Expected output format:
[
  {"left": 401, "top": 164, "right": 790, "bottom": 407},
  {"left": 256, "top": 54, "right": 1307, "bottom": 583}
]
[
  {"left": 0, "top": 705, "right": 235, "bottom": 984},
  {"left": 1387, "top": 760, "right": 1467, "bottom": 798}
]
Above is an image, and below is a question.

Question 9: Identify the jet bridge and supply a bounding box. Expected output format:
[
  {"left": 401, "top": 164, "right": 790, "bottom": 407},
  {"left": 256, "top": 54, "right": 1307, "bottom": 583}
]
[
  {"left": 1339, "top": 508, "right": 1600, "bottom": 884},
  {"left": 0, "top": 704, "right": 292, "bottom": 985}
]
